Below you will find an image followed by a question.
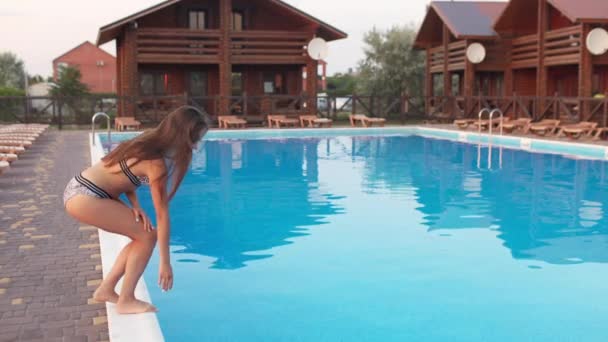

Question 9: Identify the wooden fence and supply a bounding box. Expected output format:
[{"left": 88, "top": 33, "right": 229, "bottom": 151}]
[
  {"left": 426, "top": 95, "right": 608, "bottom": 126},
  {"left": 0, "top": 94, "right": 422, "bottom": 128}
]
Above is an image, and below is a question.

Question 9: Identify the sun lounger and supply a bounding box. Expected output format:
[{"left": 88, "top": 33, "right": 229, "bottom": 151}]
[
  {"left": 454, "top": 119, "right": 476, "bottom": 130},
  {"left": 218, "top": 116, "right": 247, "bottom": 129},
  {"left": 0, "top": 160, "right": 9, "bottom": 174},
  {"left": 115, "top": 117, "right": 142, "bottom": 131},
  {"left": 275, "top": 118, "right": 299, "bottom": 128},
  {"left": 0, "top": 153, "right": 18, "bottom": 162},
  {"left": 556, "top": 122, "right": 598, "bottom": 139},
  {"left": 0, "top": 145, "right": 25, "bottom": 154},
  {"left": 349, "top": 114, "right": 386, "bottom": 127},
  {"left": 299, "top": 115, "right": 333, "bottom": 128},
  {"left": 0, "top": 133, "right": 41, "bottom": 140},
  {"left": 267, "top": 115, "right": 285, "bottom": 128},
  {"left": 528, "top": 119, "right": 561, "bottom": 136},
  {"left": 0, "top": 124, "right": 48, "bottom": 133},
  {"left": 501, "top": 118, "right": 532, "bottom": 133},
  {"left": 266, "top": 115, "right": 299, "bottom": 128},
  {"left": 472, "top": 117, "right": 508, "bottom": 131},
  {"left": 0, "top": 140, "right": 32, "bottom": 148}
]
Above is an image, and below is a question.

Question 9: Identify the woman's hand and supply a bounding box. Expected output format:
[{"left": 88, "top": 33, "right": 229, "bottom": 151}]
[
  {"left": 132, "top": 207, "right": 154, "bottom": 232},
  {"left": 159, "top": 262, "right": 173, "bottom": 292}
]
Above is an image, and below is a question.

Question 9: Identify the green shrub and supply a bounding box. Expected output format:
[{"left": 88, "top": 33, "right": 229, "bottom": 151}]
[{"left": 0, "top": 87, "right": 25, "bottom": 96}]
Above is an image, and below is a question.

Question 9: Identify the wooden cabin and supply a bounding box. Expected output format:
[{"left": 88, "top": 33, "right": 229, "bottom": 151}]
[
  {"left": 414, "top": 2, "right": 509, "bottom": 117},
  {"left": 96, "top": 0, "right": 347, "bottom": 121},
  {"left": 416, "top": 0, "right": 608, "bottom": 123}
]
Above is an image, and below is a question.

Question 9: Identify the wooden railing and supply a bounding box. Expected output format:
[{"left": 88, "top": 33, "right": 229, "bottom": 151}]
[
  {"left": 511, "top": 34, "right": 539, "bottom": 68},
  {"left": 509, "top": 25, "right": 582, "bottom": 68},
  {"left": 447, "top": 41, "right": 466, "bottom": 70},
  {"left": 429, "top": 46, "right": 444, "bottom": 73},
  {"left": 136, "top": 28, "right": 221, "bottom": 63},
  {"left": 424, "top": 95, "right": 608, "bottom": 126},
  {"left": 230, "top": 30, "right": 309, "bottom": 63},
  {"left": 543, "top": 25, "right": 582, "bottom": 66}
]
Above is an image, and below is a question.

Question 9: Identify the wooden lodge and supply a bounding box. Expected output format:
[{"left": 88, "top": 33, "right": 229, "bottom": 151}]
[
  {"left": 415, "top": 0, "right": 608, "bottom": 124},
  {"left": 96, "top": 0, "right": 347, "bottom": 122}
]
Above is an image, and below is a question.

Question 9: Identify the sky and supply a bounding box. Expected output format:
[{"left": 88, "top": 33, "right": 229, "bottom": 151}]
[{"left": 1, "top": 0, "right": 457, "bottom": 77}]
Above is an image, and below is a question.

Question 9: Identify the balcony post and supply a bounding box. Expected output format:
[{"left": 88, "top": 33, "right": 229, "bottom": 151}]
[
  {"left": 425, "top": 47, "right": 432, "bottom": 115},
  {"left": 305, "top": 51, "right": 318, "bottom": 115},
  {"left": 537, "top": 0, "right": 548, "bottom": 115},
  {"left": 579, "top": 24, "right": 593, "bottom": 120},
  {"left": 218, "top": 0, "right": 232, "bottom": 116},
  {"left": 120, "top": 23, "right": 138, "bottom": 117},
  {"left": 463, "top": 39, "right": 475, "bottom": 117},
  {"left": 442, "top": 24, "right": 451, "bottom": 115}
]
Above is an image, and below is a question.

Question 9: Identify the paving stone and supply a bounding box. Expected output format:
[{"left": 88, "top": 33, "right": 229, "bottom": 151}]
[{"left": 0, "top": 131, "right": 108, "bottom": 340}]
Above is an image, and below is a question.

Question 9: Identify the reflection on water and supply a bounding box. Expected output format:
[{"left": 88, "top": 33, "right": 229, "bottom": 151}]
[
  {"left": 135, "top": 134, "right": 608, "bottom": 269},
  {"left": 130, "top": 134, "right": 608, "bottom": 341},
  {"left": 139, "top": 139, "right": 344, "bottom": 269},
  {"left": 359, "top": 136, "right": 608, "bottom": 265}
]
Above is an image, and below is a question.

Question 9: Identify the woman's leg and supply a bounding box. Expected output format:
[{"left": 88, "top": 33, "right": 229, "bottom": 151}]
[
  {"left": 66, "top": 195, "right": 158, "bottom": 314},
  {"left": 93, "top": 242, "right": 133, "bottom": 303}
]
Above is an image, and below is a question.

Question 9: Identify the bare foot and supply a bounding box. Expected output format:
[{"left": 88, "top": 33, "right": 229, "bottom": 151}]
[
  {"left": 116, "top": 298, "right": 158, "bottom": 315},
  {"left": 93, "top": 285, "right": 119, "bottom": 304}
]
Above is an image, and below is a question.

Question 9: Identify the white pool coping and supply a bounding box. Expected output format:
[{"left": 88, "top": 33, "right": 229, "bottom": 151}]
[
  {"left": 89, "top": 133, "right": 164, "bottom": 342},
  {"left": 90, "top": 125, "right": 608, "bottom": 341}
]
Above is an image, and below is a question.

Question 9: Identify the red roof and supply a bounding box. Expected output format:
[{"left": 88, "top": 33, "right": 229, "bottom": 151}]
[
  {"left": 415, "top": 1, "right": 507, "bottom": 48},
  {"left": 547, "top": 0, "right": 608, "bottom": 22},
  {"left": 97, "top": 0, "right": 347, "bottom": 45},
  {"left": 433, "top": 1, "right": 507, "bottom": 37},
  {"left": 53, "top": 41, "right": 115, "bottom": 64}
]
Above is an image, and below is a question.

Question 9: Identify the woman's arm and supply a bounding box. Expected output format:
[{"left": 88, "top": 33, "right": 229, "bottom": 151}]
[
  {"left": 125, "top": 191, "right": 153, "bottom": 232},
  {"left": 148, "top": 160, "right": 173, "bottom": 291},
  {"left": 125, "top": 191, "right": 141, "bottom": 208}
]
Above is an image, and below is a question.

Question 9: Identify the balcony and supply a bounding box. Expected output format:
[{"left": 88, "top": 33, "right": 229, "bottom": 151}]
[
  {"left": 511, "top": 25, "right": 583, "bottom": 69},
  {"left": 230, "top": 30, "right": 310, "bottom": 64},
  {"left": 136, "top": 28, "right": 222, "bottom": 64},
  {"left": 135, "top": 28, "right": 311, "bottom": 65},
  {"left": 543, "top": 25, "right": 582, "bottom": 66}
]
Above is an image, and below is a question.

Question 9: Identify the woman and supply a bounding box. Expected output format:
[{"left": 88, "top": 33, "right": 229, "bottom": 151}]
[{"left": 64, "top": 106, "right": 209, "bottom": 314}]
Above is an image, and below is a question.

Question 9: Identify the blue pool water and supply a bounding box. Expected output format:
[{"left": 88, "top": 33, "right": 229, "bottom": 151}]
[{"left": 103, "top": 133, "right": 608, "bottom": 341}]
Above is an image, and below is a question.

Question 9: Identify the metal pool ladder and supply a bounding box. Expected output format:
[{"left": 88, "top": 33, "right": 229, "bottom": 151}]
[
  {"left": 477, "top": 108, "right": 504, "bottom": 170},
  {"left": 91, "top": 112, "right": 111, "bottom": 146}
]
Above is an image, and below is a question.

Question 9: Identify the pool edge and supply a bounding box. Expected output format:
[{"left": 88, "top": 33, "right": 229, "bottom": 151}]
[
  {"left": 91, "top": 125, "right": 608, "bottom": 341},
  {"left": 89, "top": 133, "right": 164, "bottom": 342}
]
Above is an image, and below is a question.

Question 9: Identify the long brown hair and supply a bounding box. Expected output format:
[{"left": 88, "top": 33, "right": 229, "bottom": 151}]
[{"left": 103, "top": 106, "right": 209, "bottom": 200}]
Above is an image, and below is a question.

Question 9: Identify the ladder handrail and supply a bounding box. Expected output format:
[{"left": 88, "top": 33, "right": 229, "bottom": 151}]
[
  {"left": 477, "top": 108, "right": 504, "bottom": 170},
  {"left": 91, "top": 112, "right": 111, "bottom": 146}
]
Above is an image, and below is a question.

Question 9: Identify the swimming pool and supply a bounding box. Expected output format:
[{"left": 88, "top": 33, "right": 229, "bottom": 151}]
[{"left": 100, "top": 130, "right": 608, "bottom": 341}]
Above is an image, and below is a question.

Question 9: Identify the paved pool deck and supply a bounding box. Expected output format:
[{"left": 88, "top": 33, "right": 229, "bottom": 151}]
[
  {"left": 0, "top": 131, "right": 109, "bottom": 342},
  {"left": 426, "top": 123, "right": 608, "bottom": 146}
]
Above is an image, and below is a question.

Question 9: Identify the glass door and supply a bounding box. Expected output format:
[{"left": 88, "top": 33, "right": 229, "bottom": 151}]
[{"left": 189, "top": 72, "right": 208, "bottom": 98}]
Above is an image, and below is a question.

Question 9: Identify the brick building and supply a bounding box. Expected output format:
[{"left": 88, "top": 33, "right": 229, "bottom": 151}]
[{"left": 53, "top": 41, "right": 117, "bottom": 94}]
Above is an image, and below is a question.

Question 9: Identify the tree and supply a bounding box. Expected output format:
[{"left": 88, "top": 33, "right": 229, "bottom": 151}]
[
  {"left": 326, "top": 72, "right": 358, "bottom": 97},
  {"left": 356, "top": 25, "right": 425, "bottom": 99},
  {"left": 50, "top": 65, "right": 90, "bottom": 124},
  {"left": 0, "top": 52, "right": 26, "bottom": 89},
  {"left": 50, "top": 65, "right": 89, "bottom": 98},
  {"left": 28, "top": 75, "right": 45, "bottom": 85}
]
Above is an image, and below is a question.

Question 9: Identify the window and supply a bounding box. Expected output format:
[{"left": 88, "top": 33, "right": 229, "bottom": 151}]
[
  {"left": 495, "top": 74, "right": 504, "bottom": 96},
  {"left": 263, "top": 72, "right": 275, "bottom": 94},
  {"left": 232, "top": 11, "right": 244, "bottom": 31},
  {"left": 56, "top": 62, "right": 68, "bottom": 75},
  {"left": 451, "top": 73, "right": 461, "bottom": 96},
  {"left": 263, "top": 72, "right": 286, "bottom": 94},
  {"left": 231, "top": 72, "right": 243, "bottom": 96},
  {"left": 432, "top": 74, "right": 444, "bottom": 96},
  {"left": 189, "top": 72, "right": 208, "bottom": 97},
  {"left": 140, "top": 72, "right": 168, "bottom": 96},
  {"left": 189, "top": 11, "right": 207, "bottom": 30}
]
